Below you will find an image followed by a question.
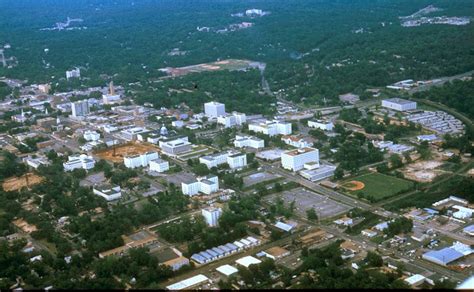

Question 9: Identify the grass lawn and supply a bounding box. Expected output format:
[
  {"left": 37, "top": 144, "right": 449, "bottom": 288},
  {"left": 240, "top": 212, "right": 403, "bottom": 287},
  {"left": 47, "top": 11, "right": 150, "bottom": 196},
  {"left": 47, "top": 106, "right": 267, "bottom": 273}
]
[{"left": 342, "top": 172, "right": 414, "bottom": 202}]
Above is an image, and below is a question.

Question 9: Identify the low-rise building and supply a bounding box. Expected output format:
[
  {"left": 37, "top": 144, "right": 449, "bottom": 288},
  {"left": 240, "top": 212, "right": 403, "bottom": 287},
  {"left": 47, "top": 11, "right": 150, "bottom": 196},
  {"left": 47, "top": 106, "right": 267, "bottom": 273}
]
[
  {"left": 159, "top": 136, "right": 192, "bottom": 156},
  {"left": 382, "top": 98, "right": 417, "bottom": 112},
  {"left": 217, "top": 112, "right": 246, "bottom": 128},
  {"left": 124, "top": 151, "right": 159, "bottom": 168},
  {"left": 281, "top": 134, "right": 312, "bottom": 148},
  {"left": 83, "top": 130, "right": 100, "bottom": 141},
  {"left": 23, "top": 155, "right": 50, "bottom": 169},
  {"left": 181, "top": 176, "right": 219, "bottom": 196},
  {"left": 149, "top": 158, "right": 169, "bottom": 172},
  {"left": 199, "top": 151, "right": 247, "bottom": 169},
  {"left": 63, "top": 154, "right": 95, "bottom": 171},
  {"left": 234, "top": 135, "right": 264, "bottom": 149},
  {"left": 249, "top": 119, "right": 292, "bottom": 137},
  {"left": 308, "top": 120, "right": 334, "bottom": 131},
  {"left": 93, "top": 185, "right": 122, "bottom": 201}
]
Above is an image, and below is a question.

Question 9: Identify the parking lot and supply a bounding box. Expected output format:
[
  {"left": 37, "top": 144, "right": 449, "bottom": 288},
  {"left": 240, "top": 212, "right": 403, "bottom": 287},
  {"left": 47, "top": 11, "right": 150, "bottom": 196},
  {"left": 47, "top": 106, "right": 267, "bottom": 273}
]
[
  {"left": 243, "top": 171, "right": 281, "bottom": 187},
  {"left": 265, "top": 187, "right": 352, "bottom": 219}
]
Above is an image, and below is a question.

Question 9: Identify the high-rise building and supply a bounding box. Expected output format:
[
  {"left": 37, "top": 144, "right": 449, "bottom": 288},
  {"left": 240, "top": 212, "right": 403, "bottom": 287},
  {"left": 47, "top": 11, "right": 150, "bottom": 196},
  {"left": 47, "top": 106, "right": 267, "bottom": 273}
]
[
  {"left": 66, "top": 68, "right": 81, "bottom": 79},
  {"left": 281, "top": 147, "right": 319, "bottom": 172},
  {"left": 204, "top": 101, "right": 225, "bottom": 118},
  {"left": 202, "top": 207, "right": 222, "bottom": 227},
  {"left": 71, "top": 100, "right": 89, "bottom": 117}
]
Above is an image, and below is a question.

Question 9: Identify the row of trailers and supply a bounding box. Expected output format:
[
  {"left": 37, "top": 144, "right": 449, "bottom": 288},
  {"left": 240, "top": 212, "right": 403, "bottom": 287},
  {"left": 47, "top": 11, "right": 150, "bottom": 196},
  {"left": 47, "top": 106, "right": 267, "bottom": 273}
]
[{"left": 191, "top": 236, "right": 260, "bottom": 265}]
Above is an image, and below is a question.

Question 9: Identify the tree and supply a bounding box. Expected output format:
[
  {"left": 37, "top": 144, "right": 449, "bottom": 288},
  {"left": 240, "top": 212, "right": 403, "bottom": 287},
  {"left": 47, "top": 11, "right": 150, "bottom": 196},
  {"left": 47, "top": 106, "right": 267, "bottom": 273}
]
[
  {"left": 306, "top": 208, "right": 318, "bottom": 221},
  {"left": 389, "top": 154, "right": 403, "bottom": 169},
  {"left": 365, "top": 251, "right": 383, "bottom": 267},
  {"left": 334, "top": 166, "right": 344, "bottom": 179}
]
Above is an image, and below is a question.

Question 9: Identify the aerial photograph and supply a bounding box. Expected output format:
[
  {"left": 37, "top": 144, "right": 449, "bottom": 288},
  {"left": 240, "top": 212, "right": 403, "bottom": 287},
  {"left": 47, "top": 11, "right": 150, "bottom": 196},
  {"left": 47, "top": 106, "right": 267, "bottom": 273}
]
[{"left": 0, "top": 0, "right": 473, "bottom": 290}]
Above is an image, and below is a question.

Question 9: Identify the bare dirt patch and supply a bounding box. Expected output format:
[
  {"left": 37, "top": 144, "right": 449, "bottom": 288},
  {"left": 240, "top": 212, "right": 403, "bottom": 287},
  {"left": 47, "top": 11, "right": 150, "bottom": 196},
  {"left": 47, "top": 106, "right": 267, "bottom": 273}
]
[
  {"left": 402, "top": 160, "right": 446, "bottom": 183},
  {"left": 341, "top": 180, "right": 365, "bottom": 191},
  {"left": 94, "top": 142, "right": 160, "bottom": 163},
  {"left": 2, "top": 173, "right": 43, "bottom": 191}
]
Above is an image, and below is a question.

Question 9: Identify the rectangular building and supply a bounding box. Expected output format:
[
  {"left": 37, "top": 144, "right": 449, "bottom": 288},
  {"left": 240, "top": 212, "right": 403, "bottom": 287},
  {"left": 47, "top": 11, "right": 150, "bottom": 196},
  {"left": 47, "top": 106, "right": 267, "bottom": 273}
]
[
  {"left": 234, "top": 135, "right": 264, "bottom": 149},
  {"left": 382, "top": 98, "right": 417, "bottom": 112},
  {"left": 149, "top": 158, "right": 170, "bottom": 173},
  {"left": 181, "top": 176, "right": 219, "bottom": 196},
  {"left": 124, "top": 151, "right": 159, "bottom": 168},
  {"left": 248, "top": 120, "right": 292, "bottom": 137},
  {"left": 204, "top": 101, "right": 225, "bottom": 117},
  {"left": 71, "top": 100, "right": 89, "bottom": 117},
  {"left": 281, "top": 147, "right": 319, "bottom": 171}
]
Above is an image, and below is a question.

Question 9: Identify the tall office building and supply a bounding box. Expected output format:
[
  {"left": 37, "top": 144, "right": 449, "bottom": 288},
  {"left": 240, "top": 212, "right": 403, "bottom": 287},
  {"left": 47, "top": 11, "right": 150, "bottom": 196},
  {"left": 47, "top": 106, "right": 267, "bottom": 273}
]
[
  {"left": 202, "top": 207, "right": 222, "bottom": 227},
  {"left": 71, "top": 100, "right": 90, "bottom": 117},
  {"left": 204, "top": 101, "right": 225, "bottom": 118}
]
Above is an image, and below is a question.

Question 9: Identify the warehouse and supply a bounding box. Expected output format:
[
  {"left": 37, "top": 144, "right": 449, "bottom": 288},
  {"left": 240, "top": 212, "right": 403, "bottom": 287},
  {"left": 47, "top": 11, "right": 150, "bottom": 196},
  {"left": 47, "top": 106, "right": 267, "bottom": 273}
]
[{"left": 381, "top": 98, "right": 417, "bottom": 111}]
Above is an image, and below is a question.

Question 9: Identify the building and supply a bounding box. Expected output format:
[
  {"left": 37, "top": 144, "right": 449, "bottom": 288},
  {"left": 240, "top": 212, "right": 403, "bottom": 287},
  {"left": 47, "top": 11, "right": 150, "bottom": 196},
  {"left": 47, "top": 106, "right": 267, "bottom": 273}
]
[
  {"left": 159, "top": 136, "right": 192, "bottom": 156},
  {"left": 199, "top": 151, "right": 247, "bottom": 169},
  {"left": 463, "top": 225, "right": 474, "bottom": 236},
  {"left": 166, "top": 274, "right": 210, "bottom": 290},
  {"left": 227, "top": 152, "right": 247, "bottom": 169},
  {"left": 248, "top": 119, "right": 292, "bottom": 137},
  {"left": 103, "top": 81, "right": 122, "bottom": 104},
  {"left": 181, "top": 176, "right": 219, "bottom": 196},
  {"left": 23, "top": 156, "right": 50, "bottom": 169},
  {"left": 83, "top": 130, "right": 100, "bottom": 142},
  {"left": 63, "top": 154, "right": 95, "bottom": 171},
  {"left": 204, "top": 101, "right": 225, "bottom": 117},
  {"left": 71, "top": 100, "right": 89, "bottom": 117},
  {"left": 404, "top": 274, "right": 426, "bottom": 287},
  {"left": 339, "top": 93, "right": 360, "bottom": 104},
  {"left": 422, "top": 242, "right": 473, "bottom": 266},
  {"left": 149, "top": 158, "right": 169, "bottom": 173},
  {"left": 299, "top": 164, "right": 336, "bottom": 181},
  {"left": 234, "top": 135, "right": 264, "bottom": 149},
  {"left": 216, "top": 264, "right": 239, "bottom": 277},
  {"left": 235, "top": 256, "right": 261, "bottom": 268},
  {"left": 382, "top": 98, "right": 417, "bottom": 112},
  {"left": 124, "top": 151, "right": 159, "bottom": 169},
  {"left": 120, "top": 127, "right": 148, "bottom": 141},
  {"left": 281, "top": 134, "right": 312, "bottom": 148},
  {"left": 217, "top": 112, "right": 246, "bottom": 128},
  {"left": 262, "top": 246, "right": 290, "bottom": 260},
  {"left": 36, "top": 117, "right": 57, "bottom": 131},
  {"left": 281, "top": 147, "right": 319, "bottom": 171},
  {"left": 99, "top": 230, "right": 159, "bottom": 258},
  {"left": 66, "top": 68, "right": 80, "bottom": 79},
  {"left": 202, "top": 207, "right": 222, "bottom": 227},
  {"left": 199, "top": 152, "right": 228, "bottom": 169},
  {"left": 308, "top": 120, "right": 334, "bottom": 131},
  {"left": 93, "top": 185, "right": 122, "bottom": 201}
]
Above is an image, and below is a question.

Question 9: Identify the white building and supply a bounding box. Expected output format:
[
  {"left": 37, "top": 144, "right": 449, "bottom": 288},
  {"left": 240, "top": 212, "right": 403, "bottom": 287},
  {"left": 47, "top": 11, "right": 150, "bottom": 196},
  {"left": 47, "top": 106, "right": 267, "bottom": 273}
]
[
  {"left": 199, "top": 152, "right": 228, "bottom": 169},
  {"left": 281, "top": 147, "right": 319, "bottom": 171},
  {"left": 172, "top": 120, "right": 184, "bottom": 129},
  {"left": 248, "top": 120, "right": 292, "bottom": 137},
  {"left": 234, "top": 135, "right": 264, "bottom": 149},
  {"left": 199, "top": 151, "right": 247, "bottom": 169},
  {"left": 71, "top": 100, "right": 89, "bottom": 117},
  {"left": 181, "top": 176, "right": 219, "bottom": 196},
  {"left": 93, "top": 185, "right": 122, "bottom": 201},
  {"left": 281, "top": 135, "right": 312, "bottom": 148},
  {"left": 202, "top": 207, "right": 222, "bottom": 227},
  {"left": 308, "top": 120, "right": 334, "bottom": 131},
  {"left": 217, "top": 112, "right": 246, "bottom": 128},
  {"left": 23, "top": 156, "right": 50, "bottom": 169},
  {"left": 204, "top": 101, "right": 226, "bottom": 118},
  {"left": 227, "top": 152, "right": 247, "bottom": 169},
  {"left": 83, "top": 130, "right": 100, "bottom": 142},
  {"left": 149, "top": 158, "right": 170, "bottom": 173},
  {"left": 299, "top": 164, "right": 336, "bottom": 181},
  {"left": 120, "top": 127, "right": 148, "bottom": 141},
  {"left": 159, "top": 136, "right": 192, "bottom": 156},
  {"left": 63, "top": 154, "right": 95, "bottom": 171},
  {"left": 124, "top": 151, "right": 159, "bottom": 169},
  {"left": 66, "top": 68, "right": 80, "bottom": 79},
  {"left": 382, "top": 98, "right": 417, "bottom": 112}
]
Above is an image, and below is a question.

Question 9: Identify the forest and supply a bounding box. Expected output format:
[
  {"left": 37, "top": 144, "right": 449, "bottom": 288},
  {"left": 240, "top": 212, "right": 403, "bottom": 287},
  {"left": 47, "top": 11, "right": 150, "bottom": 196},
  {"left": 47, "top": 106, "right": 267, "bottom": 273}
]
[{"left": 0, "top": 0, "right": 473, "bottom": 108}]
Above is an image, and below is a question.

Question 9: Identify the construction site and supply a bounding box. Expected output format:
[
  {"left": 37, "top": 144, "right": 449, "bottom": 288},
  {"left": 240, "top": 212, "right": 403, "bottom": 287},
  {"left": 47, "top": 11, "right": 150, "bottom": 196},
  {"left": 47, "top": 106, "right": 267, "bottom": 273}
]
[
  {"left": 2, "top": 173, "right": 44, "bottom": 191},
  {"left": 94, "top": 142, "right": 160, "bottom": 163}
]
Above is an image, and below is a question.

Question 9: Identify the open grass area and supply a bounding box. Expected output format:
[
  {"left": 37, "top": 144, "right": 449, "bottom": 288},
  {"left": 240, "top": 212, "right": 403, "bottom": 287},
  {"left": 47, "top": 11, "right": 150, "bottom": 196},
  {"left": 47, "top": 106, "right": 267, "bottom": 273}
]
[{"left": 342, "top": 172, "right": 414, "bottom": 202}]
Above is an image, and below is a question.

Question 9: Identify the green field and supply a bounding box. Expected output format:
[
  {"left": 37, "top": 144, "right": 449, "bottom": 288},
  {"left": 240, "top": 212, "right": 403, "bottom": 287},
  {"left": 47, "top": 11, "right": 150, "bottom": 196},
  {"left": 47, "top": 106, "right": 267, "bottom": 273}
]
[{"left": 343, "top": 172, "right": 414, "bottom": 202}]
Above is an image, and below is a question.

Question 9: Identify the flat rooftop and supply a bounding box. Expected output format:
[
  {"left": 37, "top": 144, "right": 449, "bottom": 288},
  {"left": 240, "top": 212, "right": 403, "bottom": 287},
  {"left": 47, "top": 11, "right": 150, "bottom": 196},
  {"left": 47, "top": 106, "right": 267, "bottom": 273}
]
[{"left": 384, "top": 97, "right": 414, "bottom": 105}]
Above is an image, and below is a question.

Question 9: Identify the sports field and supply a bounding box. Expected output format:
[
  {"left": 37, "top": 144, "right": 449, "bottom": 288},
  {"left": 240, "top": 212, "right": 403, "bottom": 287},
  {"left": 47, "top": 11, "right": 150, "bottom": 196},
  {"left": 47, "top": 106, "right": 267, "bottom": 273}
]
[{"left": 341, "top": 172, "right": 414, "bottom": 201}]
